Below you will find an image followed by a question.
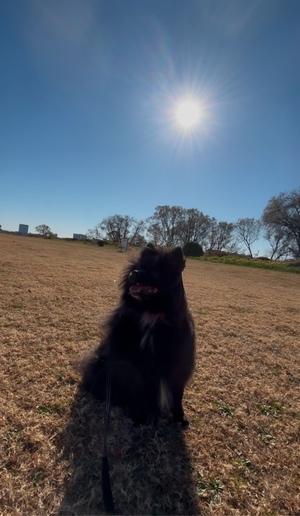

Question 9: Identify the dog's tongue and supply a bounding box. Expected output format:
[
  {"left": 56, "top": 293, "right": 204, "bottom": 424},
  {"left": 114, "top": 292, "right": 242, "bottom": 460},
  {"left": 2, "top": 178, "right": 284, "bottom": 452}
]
[{"left": 129, "top": 285, "right": 158, "bottom": 295}]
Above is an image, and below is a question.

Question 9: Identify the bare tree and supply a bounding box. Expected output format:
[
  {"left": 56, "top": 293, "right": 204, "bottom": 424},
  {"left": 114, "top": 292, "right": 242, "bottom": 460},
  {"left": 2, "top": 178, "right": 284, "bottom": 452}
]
[
  {"left": 177, "top": 209, "right": 211, "bottom": 247},
  {"left": 235, "top": 218, "right": 261, "bottom": 258},
  {"left": 101, "top": 215, "right": 133, "bottom": 241},
  {"left": 262, "top": 189, "right": 300, "bottom": 259},
  {"left": 147, "top": 206, "right": 214, "bottom": 247},
  {"left": 86, "top": 224, "right": 104, "bottom": 241},
  {"left": 35, "top": 224, "right": 53, "bottom": 237},
  {"left": 264, "top": 228, "right": 290, "bottom": 260},
  {"left": 147, "top": 206, "right": 183, "bottom": 246},
  {"left": 146, "top": 221, "right": 161, "bottom": 246},
  {"left": 128, "top": 219, "right": 146, "bottom": 245},
  {"left": 206, "top": 219, "right": 236, "bottom": 252},
  {"left": 88, "top": 215, "right": 145, "bottom": 245}
]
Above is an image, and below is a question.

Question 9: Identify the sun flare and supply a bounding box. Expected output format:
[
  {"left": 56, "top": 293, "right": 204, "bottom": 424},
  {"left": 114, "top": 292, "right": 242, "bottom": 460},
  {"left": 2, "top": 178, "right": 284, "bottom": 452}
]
[{"left": 175, "top": 98, "right": 202, "bottom": 130}]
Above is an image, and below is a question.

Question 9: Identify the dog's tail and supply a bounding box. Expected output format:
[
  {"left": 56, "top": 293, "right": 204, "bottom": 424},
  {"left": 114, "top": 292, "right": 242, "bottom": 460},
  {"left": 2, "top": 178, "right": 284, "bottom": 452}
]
[{"left": 102, "top": 374, "right": 115, "bottom": 515}]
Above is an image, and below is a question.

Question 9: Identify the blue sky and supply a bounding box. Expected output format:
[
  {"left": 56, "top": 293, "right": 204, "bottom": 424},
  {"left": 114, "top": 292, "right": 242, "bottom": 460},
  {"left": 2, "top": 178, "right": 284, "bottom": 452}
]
[{"left": 1, "top": 0, "right": 299, "bottom": 243}]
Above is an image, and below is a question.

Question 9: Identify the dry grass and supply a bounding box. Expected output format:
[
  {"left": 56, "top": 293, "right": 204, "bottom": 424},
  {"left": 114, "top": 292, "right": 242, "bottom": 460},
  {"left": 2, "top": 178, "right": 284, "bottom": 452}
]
[{"left": 1, "top": 234, "right": 299, "bottom": 515}]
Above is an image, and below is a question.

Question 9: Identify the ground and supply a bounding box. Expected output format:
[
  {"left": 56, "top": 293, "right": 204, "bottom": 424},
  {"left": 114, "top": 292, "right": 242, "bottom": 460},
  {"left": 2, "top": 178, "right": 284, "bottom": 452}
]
[{"left": 1, "top": 234, "right": 299, "bottom": 515}]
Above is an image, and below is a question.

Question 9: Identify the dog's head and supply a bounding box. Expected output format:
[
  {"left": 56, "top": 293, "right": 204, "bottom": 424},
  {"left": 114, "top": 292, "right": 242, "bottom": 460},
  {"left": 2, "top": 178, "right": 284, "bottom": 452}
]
[{"left": 122, "top": 244, "right": 186, "bottom": 312}]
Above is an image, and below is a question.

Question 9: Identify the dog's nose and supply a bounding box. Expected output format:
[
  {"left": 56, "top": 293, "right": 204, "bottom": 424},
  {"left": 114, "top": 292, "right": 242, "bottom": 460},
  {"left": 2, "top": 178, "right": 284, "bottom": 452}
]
[{"left": 129, "top": 270, "right": 140, "bottom": 283}]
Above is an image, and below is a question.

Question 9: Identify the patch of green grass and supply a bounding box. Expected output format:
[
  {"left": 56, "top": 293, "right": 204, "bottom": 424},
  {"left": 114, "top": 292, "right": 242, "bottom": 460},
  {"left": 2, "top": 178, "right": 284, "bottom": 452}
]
[
  {"left": 11, "top": 301, "right": 23, "bottom": 309},
  {"left": 55, "top": 370, "right": 77, "bottom": 385},
  {"left": 214, "top": 400, "right": 234, "bottom": 417},
  {"left": 258, "top": 431, "right": 276, "bottom": 445},
  {"left": 32, "top": 468, "right": 46, "bottom": 486},
  {"left": 197, "top": 471, "right": 224, "bottom": 503},
  {"left": 80, "top": 329, "right": 90, "bottom": 340},
  {"left": 3, "top": 428, "right": 22, "bottom": 444},
  {"left": 36, "top": 404, "right": 64, "bottom": 415},
  {"left": 258, "top": 401, "right": 283, "bottom": 417},
  {"left": 233, "top": 451, "right": 255, "bottom": 476},
  {"left": 193, "top": 256, "right": 300, "bottom": 274}
]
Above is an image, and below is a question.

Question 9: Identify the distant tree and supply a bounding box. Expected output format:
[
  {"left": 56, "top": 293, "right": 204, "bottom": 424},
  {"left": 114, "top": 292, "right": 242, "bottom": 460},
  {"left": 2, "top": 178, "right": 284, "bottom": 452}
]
[
  {"left": 176, "top": 208, "right": 211, "bottom": 247},
  {"left": 262, "top": 189, "right": 300, "bottom": 259},
  {"left": 147, "top": 206, "right": 238, "bottom": 250},
  {"left": 88, "top": 215, "right": 146, "bottom": 245},
  {"left": 131, "top": 233, "right": 147, "bottom": 247},
  {"left": 86, "top": 224, "right": 103, "bottom": 241},
  {"left": 35, "top": 224, "right": 53, "bottom": 237},
  {"left": 206, "top": 219, "right": 236, "bottom": 252},
  {"left": 145, "top": 222, "right": 161, "bottom": 246},
  {"left": 128, "top": 219, "right": 146, "bottom": 245},
  {"left": 235, "top": 218, "right": 261, "bottom": 258},
  {"left": 101, "top": 214, "right": 132, "bottom": 242},
  {"left": 264, "top": 228, "right": 290, "bottom": 260},
  {"left": 147, "top": 206, "right": 183, "bottom": 246}
]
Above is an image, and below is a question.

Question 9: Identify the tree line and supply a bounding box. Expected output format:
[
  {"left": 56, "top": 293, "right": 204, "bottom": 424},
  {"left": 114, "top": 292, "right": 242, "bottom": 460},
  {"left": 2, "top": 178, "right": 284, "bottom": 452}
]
[{"left": 86, "top": 189, "right": 300, "bottom": 260}]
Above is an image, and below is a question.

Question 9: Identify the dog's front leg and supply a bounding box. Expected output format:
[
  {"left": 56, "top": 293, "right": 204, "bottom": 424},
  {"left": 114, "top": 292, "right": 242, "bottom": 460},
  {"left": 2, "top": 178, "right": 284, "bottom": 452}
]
[
  {"left": 108, "top": 359, "right": 148, "bottom": 425},
  {"left": 170, "top": 383, "right": 189, "bottom": 426}
]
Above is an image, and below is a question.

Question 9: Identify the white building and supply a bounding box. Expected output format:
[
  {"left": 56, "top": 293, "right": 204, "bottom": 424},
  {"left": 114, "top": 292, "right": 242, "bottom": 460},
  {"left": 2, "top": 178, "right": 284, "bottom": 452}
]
[{"left": 19, "top": 224, "right": 29, "bottom": 235}]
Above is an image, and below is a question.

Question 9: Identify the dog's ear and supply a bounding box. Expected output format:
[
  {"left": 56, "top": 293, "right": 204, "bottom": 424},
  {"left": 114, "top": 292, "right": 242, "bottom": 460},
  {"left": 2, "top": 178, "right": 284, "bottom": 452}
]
[
  {"left": 171, "top": 247, "right": 186, "bottom": 271},
  {"left": 140, "top": 243, "right": 156, "bottom": 258},
  {"left": 146, "top": 243, "right": 155, "bottom": 250}
]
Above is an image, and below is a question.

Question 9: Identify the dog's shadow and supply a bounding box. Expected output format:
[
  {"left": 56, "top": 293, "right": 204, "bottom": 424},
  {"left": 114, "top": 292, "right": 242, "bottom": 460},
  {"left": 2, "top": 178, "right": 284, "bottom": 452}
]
[{"left": 58, "top": 389, "right": 199, "bottom": 515}]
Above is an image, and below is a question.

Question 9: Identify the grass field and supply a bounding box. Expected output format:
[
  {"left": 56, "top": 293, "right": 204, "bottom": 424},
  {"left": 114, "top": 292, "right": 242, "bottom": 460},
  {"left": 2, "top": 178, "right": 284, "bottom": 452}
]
[{"left": 1, "top": 234, "right": 299, "bottom": 515}]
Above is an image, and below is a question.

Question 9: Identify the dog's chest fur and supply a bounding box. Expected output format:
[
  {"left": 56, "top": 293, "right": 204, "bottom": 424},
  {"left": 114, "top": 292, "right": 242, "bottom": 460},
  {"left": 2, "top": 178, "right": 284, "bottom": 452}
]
[
  {"left": 139, "top": 312, "right": 165, "bottom": 352},
  {"left": 139, "top": 312, "right": 172, "bottom": 410}
]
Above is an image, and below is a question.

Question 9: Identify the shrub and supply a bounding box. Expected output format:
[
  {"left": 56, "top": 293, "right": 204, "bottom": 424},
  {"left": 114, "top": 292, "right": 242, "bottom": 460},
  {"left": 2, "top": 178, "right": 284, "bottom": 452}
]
[
  {"left": 97, "top": 240, "right": 105, "bottom": 247},
  {"left": 183, "top": 241, "right": 204, "bottom": 257}
]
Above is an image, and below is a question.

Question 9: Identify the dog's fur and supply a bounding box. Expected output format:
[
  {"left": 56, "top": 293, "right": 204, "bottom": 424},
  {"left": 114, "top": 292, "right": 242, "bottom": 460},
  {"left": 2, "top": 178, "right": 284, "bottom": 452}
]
[{"left": 81, "top": 244, "right": 195, "bottom": 425}]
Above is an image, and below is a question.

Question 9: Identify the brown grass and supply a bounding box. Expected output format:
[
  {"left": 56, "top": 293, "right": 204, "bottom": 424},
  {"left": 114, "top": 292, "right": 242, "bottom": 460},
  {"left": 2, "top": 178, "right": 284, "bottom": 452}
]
[{"left": 1, "top": 233, "right": 299, "bottom": 515}]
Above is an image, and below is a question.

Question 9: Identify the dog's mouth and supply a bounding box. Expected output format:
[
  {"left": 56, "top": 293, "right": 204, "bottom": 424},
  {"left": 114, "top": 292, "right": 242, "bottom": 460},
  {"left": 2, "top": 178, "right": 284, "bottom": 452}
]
[{"left": 129, "top": 284, "right": 158, "bottom": 298}]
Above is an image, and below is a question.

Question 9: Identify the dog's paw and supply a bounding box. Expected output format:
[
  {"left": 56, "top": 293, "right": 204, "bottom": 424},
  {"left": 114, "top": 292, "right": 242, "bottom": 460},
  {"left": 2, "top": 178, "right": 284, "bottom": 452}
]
[
  {"left": 180, "top": 415, "right": 189, "bottom": 427},
  {"left": 173, "top": 413, "right": 189, "bottom": 427}
]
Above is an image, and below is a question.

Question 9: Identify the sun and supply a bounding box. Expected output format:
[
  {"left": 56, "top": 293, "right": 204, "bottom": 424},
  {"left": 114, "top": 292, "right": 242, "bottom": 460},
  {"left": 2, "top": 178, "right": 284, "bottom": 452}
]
[{"left": 175, "top": 98, "right": 202, "bottom": 130}]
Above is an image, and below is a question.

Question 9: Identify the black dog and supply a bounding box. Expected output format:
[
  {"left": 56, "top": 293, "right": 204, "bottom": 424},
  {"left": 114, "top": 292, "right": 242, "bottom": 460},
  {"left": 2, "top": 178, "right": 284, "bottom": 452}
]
[{"left": 81, "top": 244, "right": 195, "bottom": 426}]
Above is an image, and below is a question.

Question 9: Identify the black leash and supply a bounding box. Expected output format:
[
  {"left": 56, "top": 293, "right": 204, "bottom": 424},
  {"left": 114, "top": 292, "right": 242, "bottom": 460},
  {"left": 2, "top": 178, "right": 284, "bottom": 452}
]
[{"left": 102, "top": 373, "right": 115, "bottom": 514}]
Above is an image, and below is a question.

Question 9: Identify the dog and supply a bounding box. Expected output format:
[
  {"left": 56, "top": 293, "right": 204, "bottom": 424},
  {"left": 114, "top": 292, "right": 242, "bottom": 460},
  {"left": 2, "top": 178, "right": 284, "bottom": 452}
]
[{"left": 81, "top": 243, "right": 195, "bottom": 426}]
